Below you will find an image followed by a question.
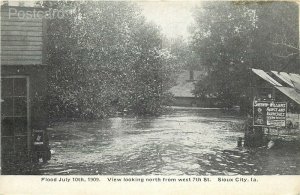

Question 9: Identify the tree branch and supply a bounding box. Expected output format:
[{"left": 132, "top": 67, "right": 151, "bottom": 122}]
[
  {"left": 274, "top": 52, "right": 299, "bottom": 58},
  {"left": 269, "top": 41, "right": 300, "bottom": 51}
]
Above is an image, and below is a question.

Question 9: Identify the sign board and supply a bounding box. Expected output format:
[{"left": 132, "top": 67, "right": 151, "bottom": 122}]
[
  {"left": 253, "top": 101, "right": 287, "bottom": 127},
  {"left": 32, "top": 130, "right": 44, "bottom": 145}
]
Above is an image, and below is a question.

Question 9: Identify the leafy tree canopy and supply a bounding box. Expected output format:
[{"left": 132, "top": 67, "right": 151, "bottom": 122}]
[
  {"left": 45, "top": 1, "right": 177, "bottom": 119},
  {"left": 191, "top": 1, "right": 299, "bottom": 109}
]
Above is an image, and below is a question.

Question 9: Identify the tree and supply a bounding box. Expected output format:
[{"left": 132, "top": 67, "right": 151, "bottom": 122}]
[
  {"left": 252, "top": 2, "right": 299, "bottom": 73},
  {"left": 191, "top": 1, "right": 299, "bottom": 109},
  {"left": 45, "top": 1, "right": 176, "bottom": 119}
]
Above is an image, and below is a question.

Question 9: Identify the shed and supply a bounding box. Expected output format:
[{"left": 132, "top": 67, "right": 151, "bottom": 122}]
[
  {"left": 1, "top": 5, "right": 48, "bottom": 169},
  {"left": 169, "top": 70, "right": 210, "bottom": 107},
  {"left": 251, "top": 68, "right": 300, "bottom": 130}
]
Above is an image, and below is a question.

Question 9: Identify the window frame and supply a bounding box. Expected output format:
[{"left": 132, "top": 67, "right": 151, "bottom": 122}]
[{"left": 1, "top": 75, "right": 30, "bottom": 152}]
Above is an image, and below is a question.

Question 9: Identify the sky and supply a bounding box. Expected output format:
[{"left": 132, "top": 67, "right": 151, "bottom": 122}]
[
  {"left": 138, "top": 1, "right": 202, "bottom": 39},
  {"left": 7, "top": 1, "right": 200, "bottom": 39}
]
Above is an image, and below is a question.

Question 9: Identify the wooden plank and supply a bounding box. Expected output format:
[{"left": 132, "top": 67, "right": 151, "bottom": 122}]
[
  {"left": 1, "top": 35, "right": 42, "bottom": 42},
  {"left": 1, "top": 25, "right": 42, "bottom": 32},
  {"left": 1, "top": 17, "right": 43, "bottom": 23},
  {"left": 1, "top": 21, "right": 42, "bottom": 26},
  {"left": 1, "top": 45, "right": 42, "bottom": 51},
  {"left": 1, "top": 31, "right": 43, "bottom": 36},
  {"left": 42, "top": 16, "right": 47, "bottom": 65},
  {"left": 1, "top": 7, "right": 46, "bottom": 13},
  {"left": 1, "top": 40, "right": 43, "bottom": 46},
  {"left": 1, "top": 60, "right": 43, "bottom": 65},
  {"left": 1, "top": 11, "right": 43, "bottom": 19},
  {"left": 2, "top": 55, "right": 42, "bottom": 60},
  {"left": 1, "top": 10, "right": 44, "bottom": 17},
  {"left": 1, "top": 50, "right": 43, "bottom": 56},
  {"left": 0, "top": 11, "right": 30, "bottom": 17}
]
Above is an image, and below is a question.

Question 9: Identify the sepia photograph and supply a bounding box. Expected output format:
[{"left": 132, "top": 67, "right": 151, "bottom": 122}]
[{"left": 0, "top": 0, "right": 299, "bottom": 182}]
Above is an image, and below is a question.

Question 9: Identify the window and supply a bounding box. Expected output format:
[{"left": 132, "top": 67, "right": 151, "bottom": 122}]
[{"left": 1, "top": 77, "right": 29, "bottom": 153}]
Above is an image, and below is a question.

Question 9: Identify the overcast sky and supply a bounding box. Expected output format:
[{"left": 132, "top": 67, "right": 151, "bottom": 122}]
[
  {"left": 7, "top": 0, "right": 203, "bottom": 39},
  {"left": 138, "top": 1, "right": 202, "bottom": 39}
]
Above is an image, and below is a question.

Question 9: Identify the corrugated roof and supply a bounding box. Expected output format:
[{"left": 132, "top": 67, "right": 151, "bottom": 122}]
[
  {"left": 253, "top": 69, "right": 300, "bottom": 105},
  {"left": 292, "top": 80, "right": 300, "bottom": 92},
  {"left": 290, "top": 73, "right": 300, "bottom": 80},
  {"left": 288, "top": 73, "right": 300, "bottom": 85},
  {"left": 290, "top": 73, "right": 300, "bottom": 79},
  {"left": 271, "top": 71, "right": 294, "bottom": 87},
  {"left": 281, "top": 72, "right": 300, "bottom": 88},
  {"left": 252, "top": 68, "right": 282, "bottom": 86},
  {"left": 275, "top": 86, "right": 300, "bottom": 105},
  {"left": 290, "top": 74, "right": 300, "bottom": 92},
  {"left": 272, "top": 71, "right": 300, "bottom": 90}
]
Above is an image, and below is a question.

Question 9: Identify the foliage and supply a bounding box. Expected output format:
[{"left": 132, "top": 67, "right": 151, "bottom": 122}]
[
  {"left": 45, "top": 1, "right": 176, "bottom": 119},
  {"left": 191, "top": 1, "right": 299, "bottom": 109},
  {"left": 164, "top": 36, "right": 202, "bottom": 72}
]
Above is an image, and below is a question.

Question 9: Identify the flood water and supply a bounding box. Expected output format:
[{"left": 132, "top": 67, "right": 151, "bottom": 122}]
[{"left": 36, "top": 107, "right": 300, "bottom": 175}]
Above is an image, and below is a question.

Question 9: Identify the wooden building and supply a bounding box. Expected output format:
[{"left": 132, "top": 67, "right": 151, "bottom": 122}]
[
  {"left": 169, "top": 70, "right": 201, "bottom": 107},
  {"left": 250, "top": 68, "right": 300, "bottom": 142},
  {"left": 1, "top": 5, "right": 48, "bottom": 170},
  {"left": 169, "top": 70, "right": 217, "bottom": 107}
]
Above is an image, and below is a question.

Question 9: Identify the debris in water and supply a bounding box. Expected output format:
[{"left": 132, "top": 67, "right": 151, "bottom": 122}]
[
  {"left": 267, "top": 140, "right": 275, "bottom": 149},
  {"left": 223, "top": 170, "right": 238, "bottom": 176}
]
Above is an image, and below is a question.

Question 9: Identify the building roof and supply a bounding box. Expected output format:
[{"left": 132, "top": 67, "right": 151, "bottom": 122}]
[
  {"left": 290, "top": 73, "right": 300, "bottom": 84},
  {"left": 252, "top": 68, "right": 282, "bottom": 86},
  {"left": 271, "top": 71, "right": 294, "bottom": 87},
  {"left": 169, "top": 70, "right": 203, "bottom": 98},
  {"left": 169, "top": 82, "right": 195, "bottom": 98},
  {"left": 275, "top": 86, "right": 300, "bottom": 105},
  {"left": 252, "top": 68, "right": 300, "bottom": 105},
  {"left": 292, "top": 81, "right": 300, "bottom": 92}
]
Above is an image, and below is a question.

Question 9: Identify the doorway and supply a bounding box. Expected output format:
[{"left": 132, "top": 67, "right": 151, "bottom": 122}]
[{"left": 1, "top": 76, "right": 29, "bottom": 157}]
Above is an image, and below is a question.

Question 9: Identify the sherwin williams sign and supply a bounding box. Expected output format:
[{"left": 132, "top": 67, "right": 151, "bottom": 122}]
[{"left": 253, "top": 101, "right": 287, "bottom": 127}]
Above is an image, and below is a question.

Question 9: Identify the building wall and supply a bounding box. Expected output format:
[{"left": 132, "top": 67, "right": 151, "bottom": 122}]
[
  {"left": 173, "top": 97, "right": 196, "bottom": 107},
  {"left": 1, "top": 6, "right": 45, "bottom": 65},
  {"left": 1, "top": 5, "right": 47, "bottom": 130},
  {"left": 1, "top": 5, "right": 47, "bottom": 157},
  {"left": 1, "top": 65, "right": 48, "bottom": 130},
  {"left": 173, "top": 97, "right": 217, "bottom": 107}
]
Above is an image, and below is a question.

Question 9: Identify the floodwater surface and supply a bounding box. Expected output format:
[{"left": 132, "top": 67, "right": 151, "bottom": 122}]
[{"left": 36, "top": 108, "right": 300, "bottom": 175}]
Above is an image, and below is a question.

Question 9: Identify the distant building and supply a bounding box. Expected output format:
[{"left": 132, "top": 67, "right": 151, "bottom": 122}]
[{"left": 169, "top": 70, "right": 203, "bottom": 107}]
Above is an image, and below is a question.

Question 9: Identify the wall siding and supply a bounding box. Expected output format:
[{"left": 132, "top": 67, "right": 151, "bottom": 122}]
[{"left": 1, "top": 6, "right": 45, "bottom": 65}]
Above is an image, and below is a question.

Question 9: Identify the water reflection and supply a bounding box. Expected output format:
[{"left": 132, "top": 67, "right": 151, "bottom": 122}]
[{"left": 33, "top": 108, "right": 300, "bottom": 175}]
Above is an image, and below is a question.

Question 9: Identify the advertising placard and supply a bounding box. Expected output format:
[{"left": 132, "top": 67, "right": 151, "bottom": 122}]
[
  {"left": 32, "top": 130, "right": 44, "bottom": 145},
  {"left": 253, "top": 101, "right": 287, "bottom": 127}
]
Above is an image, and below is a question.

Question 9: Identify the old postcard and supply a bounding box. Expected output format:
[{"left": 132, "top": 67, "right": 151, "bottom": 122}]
[{"left": 0, "top": 0, "right": 299, "bottom": 194}]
